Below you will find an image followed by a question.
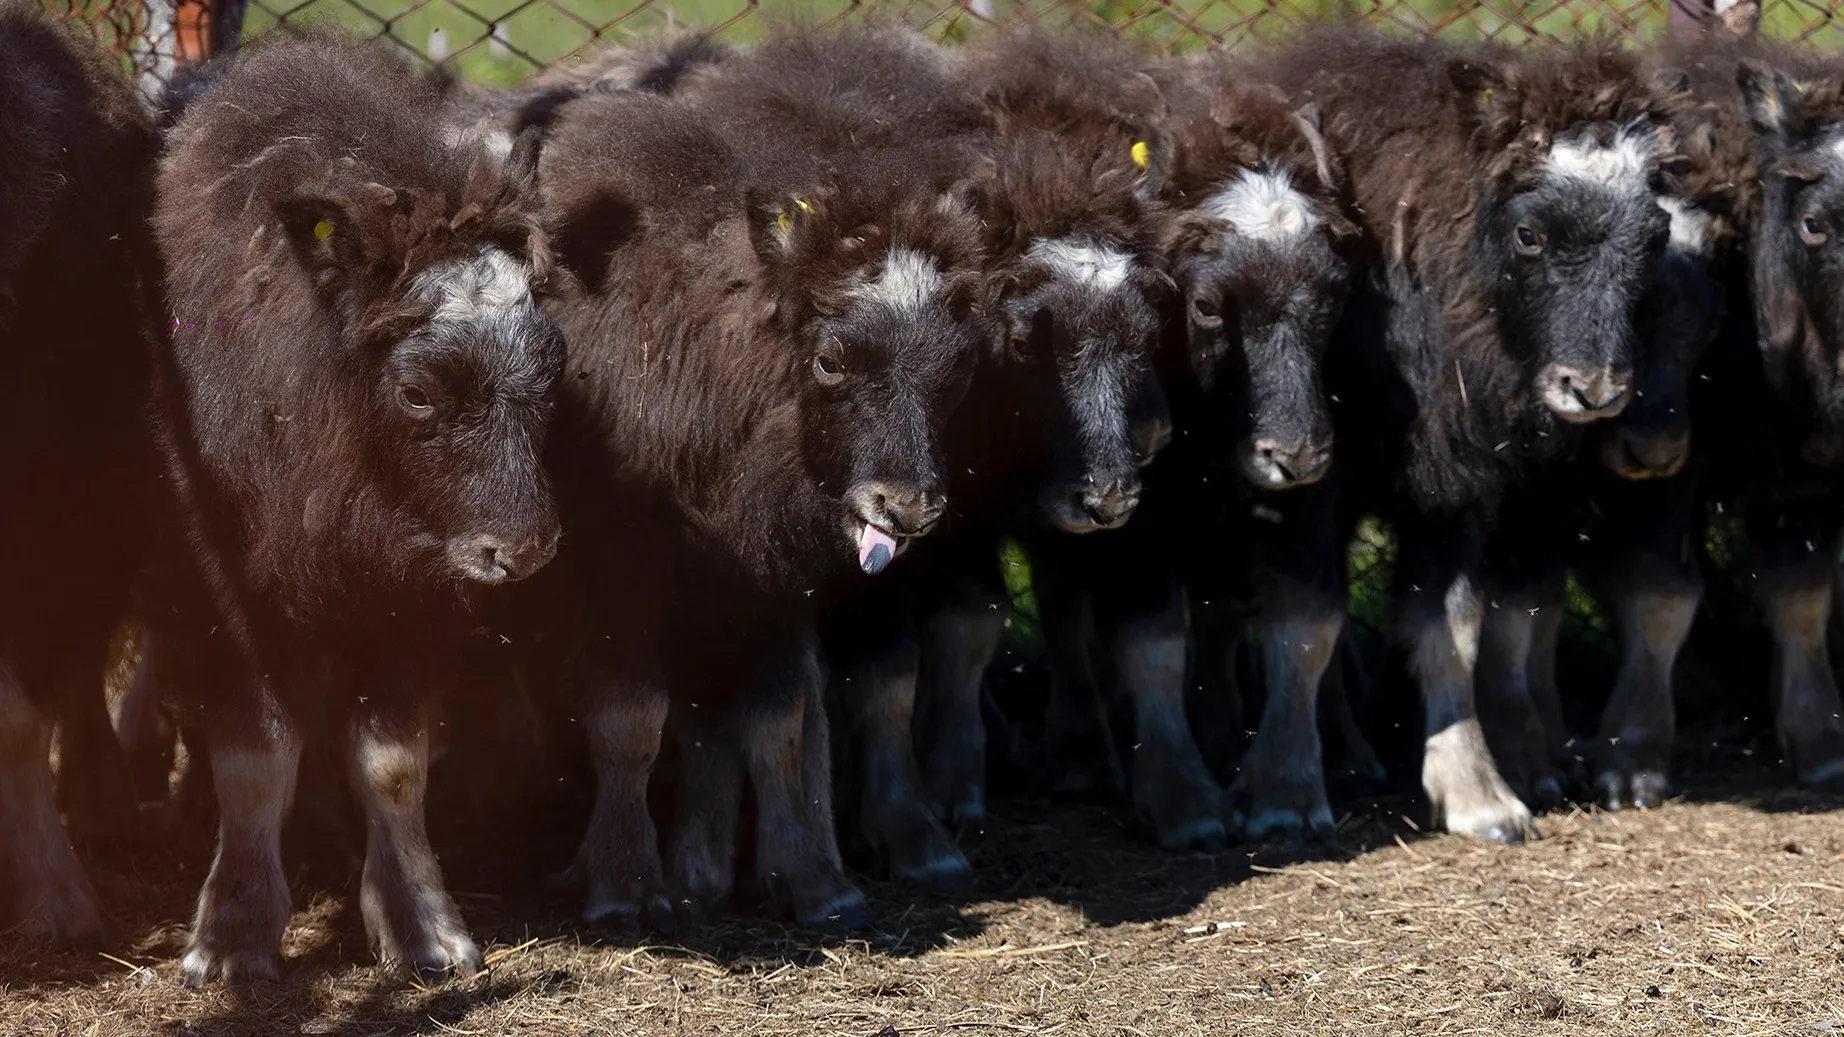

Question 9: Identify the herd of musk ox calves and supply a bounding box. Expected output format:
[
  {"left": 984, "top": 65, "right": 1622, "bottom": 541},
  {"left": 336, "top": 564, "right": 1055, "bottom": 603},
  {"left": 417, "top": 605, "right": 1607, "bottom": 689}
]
[{"left": 10, "top": 0, "right": 1844, "bottom": 985}]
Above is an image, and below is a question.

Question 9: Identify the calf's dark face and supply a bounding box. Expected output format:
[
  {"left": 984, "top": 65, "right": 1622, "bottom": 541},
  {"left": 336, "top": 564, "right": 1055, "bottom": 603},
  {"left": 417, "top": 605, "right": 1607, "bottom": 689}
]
[
  {"left": 392, "top": 248, "right": 565, "bottom": 584},
  {"left": 1597, "top": 197, "right": 1723, "bottom": 481},
  {"left": 800, "top": 246, "right": 980, "bottom": 573},
  {"left": 1176, "top": 166, "right": 1347, "bottom": 490},
  {"left": 1002, "top": 237, "right": 1163, "bottom": 534},
  {"left": 1487, "top": 127, "right": 1668, "bottom": 425},
  {"left": 281, "top": 192, "right": 564, "bottom": 588},
  {"left": 1738, "top": 64, "right": 1844, "bottom": 464}
]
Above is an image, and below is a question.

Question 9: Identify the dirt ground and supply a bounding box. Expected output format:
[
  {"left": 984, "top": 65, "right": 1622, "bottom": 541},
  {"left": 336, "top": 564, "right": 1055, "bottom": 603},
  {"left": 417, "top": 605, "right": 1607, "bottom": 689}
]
[{"left": 6, "top": 755, "right": 1844, "bottom": 1037}]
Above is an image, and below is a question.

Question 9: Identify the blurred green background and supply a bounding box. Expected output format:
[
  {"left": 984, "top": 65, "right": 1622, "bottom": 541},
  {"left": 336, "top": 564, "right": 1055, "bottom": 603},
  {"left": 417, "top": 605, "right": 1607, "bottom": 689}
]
[{"left": 223, "top": 0, "right": 1844, "bottom": 88}]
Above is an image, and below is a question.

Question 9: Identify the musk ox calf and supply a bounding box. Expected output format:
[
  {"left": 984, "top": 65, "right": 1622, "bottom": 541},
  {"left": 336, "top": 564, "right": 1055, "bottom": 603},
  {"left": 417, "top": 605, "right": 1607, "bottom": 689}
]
[
  {"left": 1248, "top": 27, "right": 1690, "bottom": 842},
  {"left": 0, "top": 6, "right": 159, "bottom": 948},
  {"left": 1661, "top": 37, "right": 1844, "bottom": 794},
  {"left": 534, "top": 26, "right": 996, "bottom": 930},
  {"left": 970, "top": 41, "right": 1360, "bottom": 850},
  {"left": 150, "top": 31, "right": 563, "bottom": 983},
  {"left": 1480, "top": 46, "right": 1753, "bottom": 813},
  {"left": 814, "top": 26, "right": 1173, "bottom": 890}
]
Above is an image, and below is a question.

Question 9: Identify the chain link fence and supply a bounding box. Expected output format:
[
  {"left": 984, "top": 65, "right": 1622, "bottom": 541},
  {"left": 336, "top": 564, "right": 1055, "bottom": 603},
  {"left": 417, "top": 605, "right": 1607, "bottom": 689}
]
[{"left": 41, "top": 0, "right": 1844, "bottom": 99}]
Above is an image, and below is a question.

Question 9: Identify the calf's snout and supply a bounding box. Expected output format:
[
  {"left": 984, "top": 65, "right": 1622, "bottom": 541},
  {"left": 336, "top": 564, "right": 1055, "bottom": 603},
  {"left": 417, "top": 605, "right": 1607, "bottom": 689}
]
[
  {"left": 1536, "top": 363, "right": 1632, "bottom": 423},
  {"left": 447, "top": 529, "right": 559, "bottom": 585},
  {"left": 1239, "top": 435, "right": 1331, "bottom": 489},
  {"left": 1599, "top": 424, "right": 1690, "bottom": 480}
]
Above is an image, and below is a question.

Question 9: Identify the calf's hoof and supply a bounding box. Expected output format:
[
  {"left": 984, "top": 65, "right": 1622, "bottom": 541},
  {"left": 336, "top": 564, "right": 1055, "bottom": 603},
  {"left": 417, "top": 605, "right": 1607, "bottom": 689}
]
[
  {"left": 180, "top": 944, "right": 282, "bottom": 987},
  {"left": 1595, "top": 767, "right": 1670, "bottom": 811},
  {"left": 377, "top": 923, "right": 483, "bottom": 986},
  {"left": 1789, "top": 731, "right": 1844, "bottom": 793},
  {"left": 1134, "top": 753, "right": 1227, "bottom": 853},
  {"left": 1230, "top": 776, "right": 1336, "bottom": 844},
  {"left": 891, "top": 848, "right": 972, "bottom": 895},
  {"left": 584, "top": 889, "right": 677, "bottom": 937},
  {"left": 795, "top": 887, "right": 873, "bottom": 930},
  {"left": 936, "top": 788, "right": 986, "bottom": 830}
]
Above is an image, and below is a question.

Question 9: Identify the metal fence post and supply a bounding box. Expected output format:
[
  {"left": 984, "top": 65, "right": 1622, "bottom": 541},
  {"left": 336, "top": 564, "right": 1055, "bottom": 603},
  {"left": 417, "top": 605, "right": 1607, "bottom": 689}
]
[{"left": 209, "top": 0, "right": 246, "bottom": 56}]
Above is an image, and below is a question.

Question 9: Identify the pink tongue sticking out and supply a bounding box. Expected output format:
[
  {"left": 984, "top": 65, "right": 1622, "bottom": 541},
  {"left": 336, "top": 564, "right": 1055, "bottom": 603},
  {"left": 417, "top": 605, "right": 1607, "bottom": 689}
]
[{"left": 858, "top": 523, "right": 898, "bottom": 575}]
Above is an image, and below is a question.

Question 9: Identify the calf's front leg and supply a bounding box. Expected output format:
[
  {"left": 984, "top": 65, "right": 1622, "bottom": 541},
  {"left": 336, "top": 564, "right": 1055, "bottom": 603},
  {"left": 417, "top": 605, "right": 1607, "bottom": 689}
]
[{"left": 348, "top": 699, "right": 480, "bottom": 983}]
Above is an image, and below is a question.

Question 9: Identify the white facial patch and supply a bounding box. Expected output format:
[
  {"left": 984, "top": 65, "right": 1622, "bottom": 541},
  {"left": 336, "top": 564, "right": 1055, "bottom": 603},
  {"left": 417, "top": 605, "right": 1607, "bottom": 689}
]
[
  {"left": 413, "top": 246, "right": 534, "bottom": 323},
  {"left": 1029, "top": 237, "right": 1134, "bottom": 292},
  {"left": 1658, "top": 196, "right": 1716, "bottom": 258},
  {"left": 1545, "top": 128, "right": 1654, "bottom": 194},
  {"left": 852, "top": 246, "right": 942, "bottom": 313},
  {"left": 1198, "top": 167, "right": 1318, "bottom": 242}
]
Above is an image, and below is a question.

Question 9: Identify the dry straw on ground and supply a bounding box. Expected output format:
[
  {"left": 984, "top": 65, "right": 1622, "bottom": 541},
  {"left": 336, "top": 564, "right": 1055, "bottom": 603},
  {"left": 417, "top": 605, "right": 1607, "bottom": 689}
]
[{"left": 6, "top": 759, "right": 1844, "bottom": 1036}]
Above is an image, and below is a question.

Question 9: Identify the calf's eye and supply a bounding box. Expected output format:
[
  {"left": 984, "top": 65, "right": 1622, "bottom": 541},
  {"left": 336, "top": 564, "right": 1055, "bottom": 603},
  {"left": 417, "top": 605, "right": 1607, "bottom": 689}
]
[
  {"left": 814, "top": 353, "right": 845, "bottom": 386},
  {"left": 399, "top": 385, "right": 432, "bottom": 412},
  {"left": 1801, "top": 214, "right": 1828, "bottom": 246},
  {"left": 1514, "top": 224, "right": 1543, "bottom": 255},
  {"left": 1190, "top": 296, "right": 1223, "bottom": 327}
]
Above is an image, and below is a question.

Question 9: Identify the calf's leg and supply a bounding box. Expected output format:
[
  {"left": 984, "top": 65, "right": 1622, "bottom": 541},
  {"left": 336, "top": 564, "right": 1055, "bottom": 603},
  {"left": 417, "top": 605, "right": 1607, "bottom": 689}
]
[
  {"left": 1408, "top": 574, "right": 1536, "bottom": 843},
  {"left": 1476, "top": 584, "right": 1565, "bottom": 812},
  {"left": 746, "top": 640, "right": 867, "bottom": 927},
  {"left": 569, "top": 675, "right": 673, "bottom": 931},
  {"left": 348, "top": 699, "right": 480, "bottom": 983},
  {"left": 1117, "top": 596, "right": 1226, "bottom": 852},
  {"left": 1230, "top": 600, "right": 1341, "bottom": 841},
  {"left": 0, "top": 667, "right": 103, "bottom": 947},
  {"left": 1761, "top": 551, "right": 1844, "bottom": 789},
  {"left": 1593, "top": 562, "right": 1699, "bottom": 809},
  {"left": 914, "top": 595, "right": 1005, "bottom": 828},
  {"left": 181, "top": 689, "right": 300, "bottom": 985},
  {"left": 843, "top": 637, "right": 969, "bottom": 891},
  {"left": 664, "top": 711, "right": 744, "bottom": 917}
]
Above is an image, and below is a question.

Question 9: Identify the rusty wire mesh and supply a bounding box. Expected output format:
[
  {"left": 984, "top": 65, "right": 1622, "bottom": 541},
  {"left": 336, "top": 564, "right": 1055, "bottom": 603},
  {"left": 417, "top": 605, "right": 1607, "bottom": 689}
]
[{"left": 42, "top": 0, "right": 1844, "bottom": 99}]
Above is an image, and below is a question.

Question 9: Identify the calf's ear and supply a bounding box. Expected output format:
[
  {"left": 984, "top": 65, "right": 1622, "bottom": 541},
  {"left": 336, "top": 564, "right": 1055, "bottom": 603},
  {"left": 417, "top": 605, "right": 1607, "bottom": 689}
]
[
  {"left": 277, "top": 193, "right": 368, "bottom": 295},
  {"left": 1737, "top": 61, "right": 1802, "bottom": 146},
  {"left": 1129, "top": 122, "right": 1176, "bottom": 202},
  {"left": 746, "top": 187, "right": 819, "bottom": 263},
  {"left": 1289, "top": 102, "right": 1340, "bottom": 194},
  {"left": 502, "top": 122, "right": 546, "bottom": 193},
  {"left": 1447, "top": 58, "right": 1515, "bottom": 145}
]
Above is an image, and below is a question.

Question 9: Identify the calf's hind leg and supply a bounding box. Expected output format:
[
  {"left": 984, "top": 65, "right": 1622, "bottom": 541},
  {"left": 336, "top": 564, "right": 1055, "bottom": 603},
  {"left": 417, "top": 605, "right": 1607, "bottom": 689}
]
[
  {"left": 913, "top": 587, "right": 1005, "bottom": 829},
  {"left": 1760, "top": 547, "right": 1844, "bottom": 789},
  {"left": 569, "top": 672, "right": 673, "bottom": 931},
  {"left": 1114, "top": 591, "right": 1226, "bottom": 853},
  {"left": 839, "top": 636, "right": 970, "bottom": 892},
  {"left": 747, "top": 638, "right": 868, "bottom": 927},
  {"left": 1230, "top": 599, "right": 1341, "bottom": 841},
  {"left": 1476, "top": 583, "right": 1566, "bottom": 812},
  {"left": 0, "top": 667, "right": 103, "bottom": 947},
  {"left": 1593, "top": 559, "right": 1699, "bottom": 809},
  {"left": 348, "top": 697, "right": 481, "bottom": 983},
  {"left": 181, "top": 686, "right": 300, "bottom": 985}
]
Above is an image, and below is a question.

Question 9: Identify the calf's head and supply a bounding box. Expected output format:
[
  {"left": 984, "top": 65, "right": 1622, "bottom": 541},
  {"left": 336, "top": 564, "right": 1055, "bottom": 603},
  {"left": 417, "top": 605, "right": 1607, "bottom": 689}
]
[
  {"left": 1738, "top": 61, "right": 1844, "bottom": 464},
  {"left": 1451, "top": 54, "right": 1682, "bottom": 427},
  {"left": 1597, "top": 193, "right": 1725, "bottom": 480},
  {"left": 749, "top": 184, "right": 990, "bottom": 573},
  {"left": 277, "top": 133, "right": 564, "bottom": 587},
  {"left": 973, "top": 148, "right": 1168, "bottom": 534},
  {"left": 1147, "top": 97, "right": 1354, "bottom": 490}
]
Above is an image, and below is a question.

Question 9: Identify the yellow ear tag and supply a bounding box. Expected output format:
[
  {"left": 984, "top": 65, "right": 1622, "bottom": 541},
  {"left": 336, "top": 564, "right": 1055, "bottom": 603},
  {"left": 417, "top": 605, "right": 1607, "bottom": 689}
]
[
  {"left": 1480, "top": 85, "right": 1495, "bottom": 108},
  {"left": 312, "top": 219, "right": 334, "bottom": 241},
  {"left": 794, "top": 198, "right": 813, "bottom": 213},
  {"left": 1130, "top": 140, "right": 1150, "bottom": 169},
  {"left": 776, "top": 212, "right": 792, "bottom": 234}
]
